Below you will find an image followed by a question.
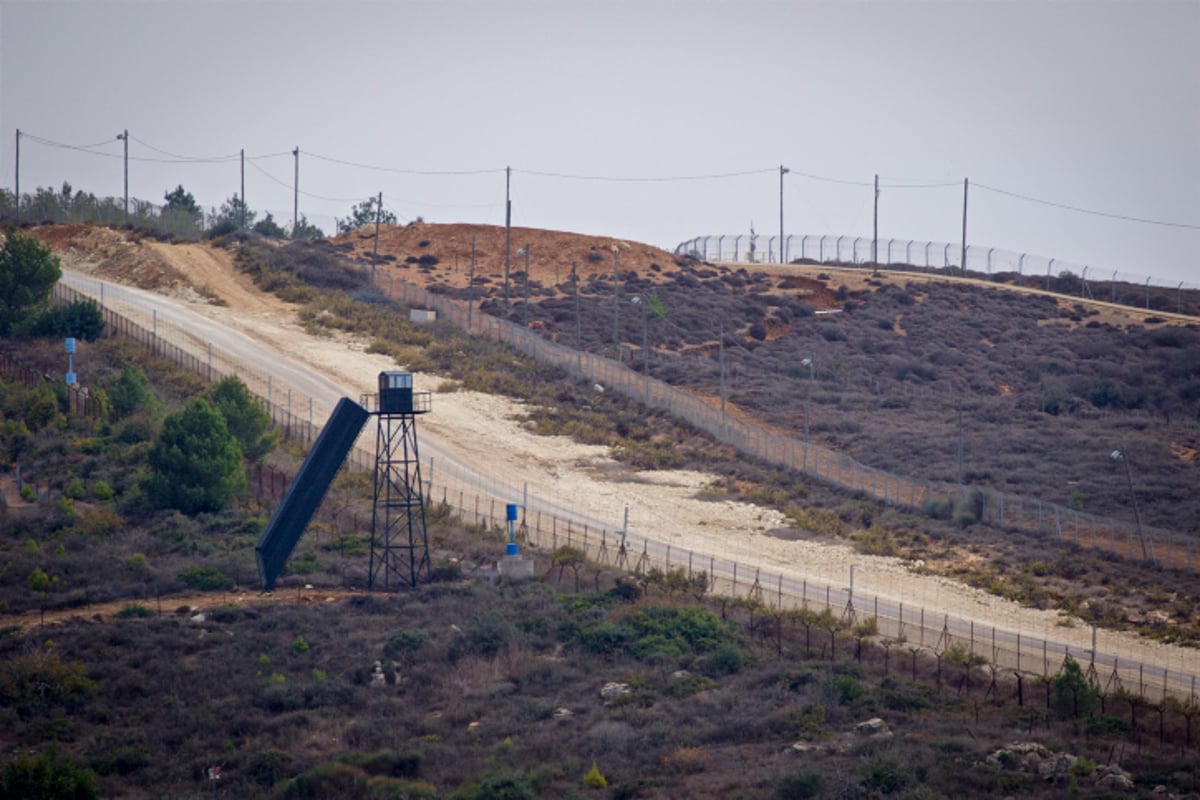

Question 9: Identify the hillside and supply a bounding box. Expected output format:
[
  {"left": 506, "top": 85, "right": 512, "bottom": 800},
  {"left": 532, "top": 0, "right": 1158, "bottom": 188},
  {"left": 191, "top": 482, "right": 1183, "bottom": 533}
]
[
  {"left": 330, "top": 222, "right": 1199, "bottom": 535},
  {"left": 3, "top": 224, "right": 1200, "bottom": 797},
  {"left": 1, "top": 338, "right": 1198, "bottom": 799}
]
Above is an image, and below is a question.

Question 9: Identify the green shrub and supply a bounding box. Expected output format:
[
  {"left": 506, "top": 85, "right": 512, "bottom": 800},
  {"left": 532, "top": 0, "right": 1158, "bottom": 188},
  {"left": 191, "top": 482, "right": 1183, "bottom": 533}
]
[
  {"left": 921, "top": 495, "right": 954, "bottom": 521},
  {"left": 282, "top": 762, "right": 365, "bottom": 799},
  {"left": 822, "top": 674, "right": 865, "bottom": 705},
  {"left": 90, "top": 481, "right": 114, "bottom": 502},
  {"left": 859, "top": 755, "right": 912, "bottom": 794},
  {"left": 340, "top": 750, "right": 421, "bottom": 779},
  {"left": 383, "top": 628, "right": 428, "bottom": 663},
  {"left": 698, "top": 643, "right": 745, "bottom": 676},
  {"left": 63, "top": 478, "right": 86, "bottom": 500},
  {"left": 452, "top": 767, "right": 538, "bottom": 800},
  {"left": 1, "top": 746, "right": 98, "bottom": 799},
  {"left": 776, "top": 767, "right": 823, "bottom": 799},
  {"left": 1085, "top": 714, "right": 1131, "bottom": 736},
  {"left": 581, "top": 761, "right": 607, "bottom": 789},
  {"left": 450, "top": 612, "right": 515, "bottom": 660},
  {"left": 177, "top": 566, "right": 234, "bottom": 591},
  {"left": 662, "top": 674, "right": 719, "bottom": 698},
  {"left": 115, "top": 604, "right": 154, "bottom": 619},
  {"left": 88, "top": 744, "right": 150, "bottom": 777}
]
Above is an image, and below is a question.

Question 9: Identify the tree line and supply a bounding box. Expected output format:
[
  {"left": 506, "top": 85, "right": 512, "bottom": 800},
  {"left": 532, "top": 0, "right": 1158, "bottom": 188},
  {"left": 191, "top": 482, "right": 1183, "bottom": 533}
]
[{"left": 0, "top": 184, "right": 398, "bottom": 241}]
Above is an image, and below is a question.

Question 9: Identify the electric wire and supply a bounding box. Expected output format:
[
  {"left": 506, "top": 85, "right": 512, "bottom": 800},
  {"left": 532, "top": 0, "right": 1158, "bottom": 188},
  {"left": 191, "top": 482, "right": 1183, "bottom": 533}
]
[
  {"left": 305, "top": 150, "right": 505, "bottom": 176},
  {"left": 21, "top": 132, "right": 123, "bottom": 156},
  {"left": 127, "top": 135, "right": 240, "bottom": 163},
  {"left": 514, "top": 167, "right": 776, "bottom": 183},
  {"left": 15, "top": 131, "right": 1197, "bottom": 231},
  {"left": 974, "top": 182, "right": 1200, "bottom": 230}
]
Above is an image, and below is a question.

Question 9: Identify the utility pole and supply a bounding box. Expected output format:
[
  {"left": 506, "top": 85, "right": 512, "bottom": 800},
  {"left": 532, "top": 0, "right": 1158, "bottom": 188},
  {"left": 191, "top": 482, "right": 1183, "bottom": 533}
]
[
  {"left": 872, "top": 174, "right": 879, "bottom": 272},
  {"left": 956, "top": 399, "right": 964, "bottom": 485},
  {"left": 1113, "top": 449, "right": 1149, "bottom": 561},
  {"left": 612, "top": 245, "right": 620, "bottom": 358},
  {"left": 779, "top": 165, "right": 789, "bottom": 265},
  {"left": 292, "top": 147, "right": 299, "bottom": 238},
  {"left": 573, "top": 262, "right": 582, "bottom": 375},
  {"left": 961, "top": 178, "right": 969, "bottom": 277},
  {"left": 468, "top": 236, "right": 477, "bottom": 329},
  {"left": 240, "top": 149, "right": 245, "bottom": 229},
  {"left": 504, "top": 166, "right": 511, "bottom": 314},
  {"left": 719, "top": 320, "right": 727, "bottom": 436},
  {"left": 13, "top": 129, "right": 18, "bottom": 223},
  {"left": 521, "top": 244, "right": 531, "bottom": 327},
  {"left": 371, "top": 192, "right": 383, "bottom": 278},
  {"left": 117, "top": 129, "right": 129, "bottom": 223}
]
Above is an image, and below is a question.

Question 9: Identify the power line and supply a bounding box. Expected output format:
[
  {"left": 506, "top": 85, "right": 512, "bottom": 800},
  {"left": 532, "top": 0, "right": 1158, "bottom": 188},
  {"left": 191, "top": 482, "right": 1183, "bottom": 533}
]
[
  {"left": 974, "top": 182, "right": 1200, "bottom": 230},
  {"left": 21, "top": 132, "right": 122, "bottom": 156},
  {"left": 878, "top": 177, "right": 962, "bottom": 189},
  {"left": 305, "top": 150, "right": 504, "bottom": 176},
  {"left": 515, "top": 167, "right": 776, "bottom": 183},
  {"left": 127, "top": 135, "right": 240, "bottom": 163},
  {"left": 246, "top": 159, "right": 294, "bottom": 191},
  {"left": 245, "top": 150, "right": 296, "bottom": 161}
]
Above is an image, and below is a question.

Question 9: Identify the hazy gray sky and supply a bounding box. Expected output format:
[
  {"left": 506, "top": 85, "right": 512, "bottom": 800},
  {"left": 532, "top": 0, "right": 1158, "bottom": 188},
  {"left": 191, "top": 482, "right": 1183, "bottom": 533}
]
[{"left": 2, "top": 0, "right": 1197, "bottom": 284}]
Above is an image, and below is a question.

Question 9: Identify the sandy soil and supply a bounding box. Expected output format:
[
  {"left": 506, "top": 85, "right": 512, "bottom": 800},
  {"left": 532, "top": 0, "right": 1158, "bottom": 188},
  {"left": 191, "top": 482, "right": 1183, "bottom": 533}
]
[{"left": 32, "top": 225, "right": 1197, "bottom": 679}]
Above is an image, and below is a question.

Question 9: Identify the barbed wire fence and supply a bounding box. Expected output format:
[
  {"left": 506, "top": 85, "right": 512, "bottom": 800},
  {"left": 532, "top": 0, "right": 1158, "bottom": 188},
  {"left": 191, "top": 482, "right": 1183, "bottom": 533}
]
[
  {"left": 675, "top": 233, "right": 1200, "bottom": 317},
  {"left": 45, "top": 273, "right": 1200, "bottom": 704}
]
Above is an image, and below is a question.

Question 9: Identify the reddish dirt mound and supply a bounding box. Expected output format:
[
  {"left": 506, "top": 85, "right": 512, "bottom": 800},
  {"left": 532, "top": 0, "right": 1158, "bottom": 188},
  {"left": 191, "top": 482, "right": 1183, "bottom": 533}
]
[
  {"left": 332, "top": 222, "right": 684, "bottom": 294},
  {"left": 332, "top": 222, "right": 844, "bottom": 312},
  {"left": 28, "top": 224, "right": 192, "bottom": 293}
]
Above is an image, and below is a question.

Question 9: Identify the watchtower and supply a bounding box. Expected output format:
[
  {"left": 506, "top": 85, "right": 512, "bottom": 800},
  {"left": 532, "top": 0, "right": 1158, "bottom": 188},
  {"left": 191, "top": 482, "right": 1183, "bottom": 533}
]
[{"left": 363, "top": 371, "right": 432, "bottom": 590}]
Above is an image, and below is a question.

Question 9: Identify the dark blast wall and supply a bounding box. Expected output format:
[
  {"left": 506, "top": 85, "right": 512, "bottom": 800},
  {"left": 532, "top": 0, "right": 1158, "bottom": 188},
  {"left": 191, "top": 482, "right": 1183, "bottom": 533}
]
[{"left": 256, "top": 398, "right": 369, "bottom": 590}]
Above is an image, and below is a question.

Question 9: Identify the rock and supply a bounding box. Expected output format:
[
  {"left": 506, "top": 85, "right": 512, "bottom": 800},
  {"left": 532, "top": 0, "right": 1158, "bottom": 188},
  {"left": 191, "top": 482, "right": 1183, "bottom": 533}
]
[
  {"left": 189, "top": 613, "right": 206, "bottom": 623},
  {"left": 790, "top": 742, "right": 816, "bottom": 753},
  {"left": 600, "top": 682, "right": 631, "bottom": 702},
  {"left": 986, "top": 742, "right": 1083, "bottom": 787},
  {"left": 670, "top": 670, "right": 692, "bottom": 681},
  {"left": 1037, "top": 753, "right": 1076, "bottom": 783},
  {"left": 855, "top": 718, "right": 891, "bottom": 737},
  {"left": 467, "top": 721, "right": 482, "bottom": 731},
  {"left": 552, "top": 707, "right": 574, "bottom": 720},
  {"left": 1094, "top": 764, "right": 1135, "bottom": 792}
]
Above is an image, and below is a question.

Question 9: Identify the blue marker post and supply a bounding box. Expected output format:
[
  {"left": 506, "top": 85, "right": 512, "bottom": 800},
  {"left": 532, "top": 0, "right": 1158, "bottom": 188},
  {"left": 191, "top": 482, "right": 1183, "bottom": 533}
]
[
  {"left": 505, "top": 503, "right": 519, "bottom": 556},
  {"left": 64, "top": 338, "right": 77, "bottom": 385}
]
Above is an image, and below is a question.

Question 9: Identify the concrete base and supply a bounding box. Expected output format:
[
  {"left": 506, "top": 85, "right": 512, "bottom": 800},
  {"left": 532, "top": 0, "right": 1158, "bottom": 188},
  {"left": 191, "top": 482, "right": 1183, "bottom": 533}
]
[{"left": 497, "top": 555, "right": 536, "bottom": 580}]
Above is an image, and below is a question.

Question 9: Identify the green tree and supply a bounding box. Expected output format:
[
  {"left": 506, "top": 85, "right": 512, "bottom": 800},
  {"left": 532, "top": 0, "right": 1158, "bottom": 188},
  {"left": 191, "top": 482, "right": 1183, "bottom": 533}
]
[
  {"left": 1053, "top": 655, "right": 1101, "bottom": 719},
  {"left": 162, "top": 184, "right": 203, "bottom": 234},
  {"left": 1, "top": 747, "right": 98, "bottom": 799},
  {"left": 213, "top": 195, "right": 256, "bottom": 231},
  {"left": 163, "top": 185, "right": 200, "bottom": 217},
  {"left": 143, "top": 398, "right": 246, "bottom": 515},
  {"left": 253, "top": 212, "right": 288, "bottom": 239},
  {"left": 205, "top": 375, "right": 278, "bottom": 462},
  {"left": 107, "top": 363, "right": 160, "bottom": 420},
  {"left": 0, "top": 228, "right": 62, "bottom": 335},
  {"left": 27, "top": 300, "right": 105, "bottom": 341},
  {"left": 292, "top": 214, "right": 325, "bottom": 240},
  {"left": 336, "top": 196, "right": 396, "bottom": 235}
]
